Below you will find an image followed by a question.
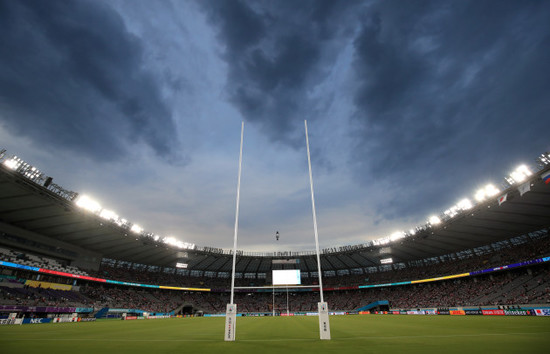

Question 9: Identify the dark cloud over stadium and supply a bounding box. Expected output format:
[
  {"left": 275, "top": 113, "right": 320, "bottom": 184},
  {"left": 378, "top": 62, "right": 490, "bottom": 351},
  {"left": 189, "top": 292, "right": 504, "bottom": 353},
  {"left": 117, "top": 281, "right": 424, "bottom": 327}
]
[{"left": 1, "top": 0, "right": 549, "bottom": 251}]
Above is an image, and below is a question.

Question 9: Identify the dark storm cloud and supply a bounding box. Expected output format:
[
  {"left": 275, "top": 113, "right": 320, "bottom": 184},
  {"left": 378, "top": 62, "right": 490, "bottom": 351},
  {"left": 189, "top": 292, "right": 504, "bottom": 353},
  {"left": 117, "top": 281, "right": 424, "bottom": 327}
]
[
  {"left": 350, "top": 0, "right": 550, "bottom": 219},
  {"left": 199, "top": 0, "right": 362, "bottom": 145},
  {"left": 0, "top": 0, "right": 178, "bottom": 160}
]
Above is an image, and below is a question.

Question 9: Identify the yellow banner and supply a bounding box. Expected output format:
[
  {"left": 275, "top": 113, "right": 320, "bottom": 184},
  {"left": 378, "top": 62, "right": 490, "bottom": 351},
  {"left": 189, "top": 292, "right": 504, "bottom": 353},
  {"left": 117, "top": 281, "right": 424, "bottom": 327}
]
[
  {"left": 158, "top": 286, "right": 210, "bottom": 292},
  {"left": 25, "top": 280, "right": 72, "bottom": 291},
  {"left": 410, "top": 272, "right": 470, "bottom": 284}
]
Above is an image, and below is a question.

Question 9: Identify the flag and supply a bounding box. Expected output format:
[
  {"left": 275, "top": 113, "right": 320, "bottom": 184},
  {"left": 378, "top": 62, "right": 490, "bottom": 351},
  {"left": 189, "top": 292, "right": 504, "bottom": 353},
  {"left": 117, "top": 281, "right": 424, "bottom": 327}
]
[
  {"left": 542, "top": 171, "right": 550, "bottom": 185},
  {"left": 498, "top": 193, "right": 507, "bottom": 205},
  {"left": 518, "top": 182, "right": 531, "bottom": 196}
]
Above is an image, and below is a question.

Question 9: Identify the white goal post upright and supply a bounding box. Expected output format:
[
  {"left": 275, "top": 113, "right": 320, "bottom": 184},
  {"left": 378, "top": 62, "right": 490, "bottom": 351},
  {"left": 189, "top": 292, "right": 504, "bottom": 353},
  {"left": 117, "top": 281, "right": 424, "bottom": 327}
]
[
  {"left": 305, "top": 120, "right": 331, "bottom": 340},
  {"left": 225, "top": 121, "right": 244, "bottom": 342},
  {"left": 224, "top": 121, "right": 330, "bottom": 341}
]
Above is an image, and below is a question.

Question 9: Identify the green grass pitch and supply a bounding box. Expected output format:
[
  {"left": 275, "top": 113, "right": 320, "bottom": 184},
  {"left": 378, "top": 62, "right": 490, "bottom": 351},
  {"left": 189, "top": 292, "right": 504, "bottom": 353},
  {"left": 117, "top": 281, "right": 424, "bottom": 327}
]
[{"left": 1, "top": 315, "right": 549, "bottom": 354}]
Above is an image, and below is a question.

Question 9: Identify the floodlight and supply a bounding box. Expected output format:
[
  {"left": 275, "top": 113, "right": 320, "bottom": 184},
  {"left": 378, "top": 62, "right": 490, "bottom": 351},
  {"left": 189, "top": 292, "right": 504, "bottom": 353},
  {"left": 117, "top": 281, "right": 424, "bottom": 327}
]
[
  {"left": 457, "top": 198, "right": 473, "bottom": 210},
  {"left": 508, "top": 164, "right": 532, "bottom": 184},
  {"left": 130, "top": 224, "right": 143, "bottom": 234},
  {"left": 3, "top": 158, "right": 19, "bottom": 170},
  {"left": 373, "top": 237, "right": 390, "bottom": 246},
  {"left": 475, "top": 184, "right": 499, "bottom": 202},
  {"left": 75, "top": 195, "right": 101, "bottom": 213},
  {"left": 537, "top": 153, "right": 550, "bottom": 165},
  {"left": 484, "top": 184, "right": 499, "bottom": 196},
  {"left": 444, "top": 206, "right": 458, "bottom": 218},
  {"left": 114, "top": 218, "right": 127, "bottom": 227},
  {"left": 99, "top": 209, "right": 118, "bottom": 221},
  {"left": 429, "top": 215, "right": 441, "bottom": 225},
  {"left": 475, "top": 189, "right": 486, "bottom": 201},
  {"left": 409, "top": 229, "right": 416, "bottom": 235},
  {"left": 390, "top": 231, "right": 405, "bottom": 242}
]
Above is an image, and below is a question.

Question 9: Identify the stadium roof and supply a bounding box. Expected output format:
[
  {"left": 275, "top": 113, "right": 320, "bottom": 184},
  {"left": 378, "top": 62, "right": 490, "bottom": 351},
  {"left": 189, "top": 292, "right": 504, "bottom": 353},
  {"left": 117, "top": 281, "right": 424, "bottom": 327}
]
[{"left": 0, "top": 156, "right": 549, "bottom": 274}]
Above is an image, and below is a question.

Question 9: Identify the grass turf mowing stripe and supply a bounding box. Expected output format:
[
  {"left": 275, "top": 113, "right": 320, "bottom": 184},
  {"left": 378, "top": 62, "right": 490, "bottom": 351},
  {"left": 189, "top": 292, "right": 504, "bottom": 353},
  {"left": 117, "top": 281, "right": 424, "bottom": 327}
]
[{"left": 1, "top": 315, "right": 549, "bottom": 354}]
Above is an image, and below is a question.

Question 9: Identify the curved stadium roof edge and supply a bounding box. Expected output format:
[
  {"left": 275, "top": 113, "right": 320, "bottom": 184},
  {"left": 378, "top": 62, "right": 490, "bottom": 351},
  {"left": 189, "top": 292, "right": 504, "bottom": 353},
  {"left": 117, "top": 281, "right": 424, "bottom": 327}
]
[{"left": 0, "top": 148, "right": 549, "bottom": 271}]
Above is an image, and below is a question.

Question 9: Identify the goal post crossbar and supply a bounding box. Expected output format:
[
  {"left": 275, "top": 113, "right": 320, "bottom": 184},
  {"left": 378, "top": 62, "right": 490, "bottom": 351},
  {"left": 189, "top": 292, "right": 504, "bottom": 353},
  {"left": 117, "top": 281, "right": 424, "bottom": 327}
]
[{"left": 234, "top": 285, "right": 320, "bottom": 290}]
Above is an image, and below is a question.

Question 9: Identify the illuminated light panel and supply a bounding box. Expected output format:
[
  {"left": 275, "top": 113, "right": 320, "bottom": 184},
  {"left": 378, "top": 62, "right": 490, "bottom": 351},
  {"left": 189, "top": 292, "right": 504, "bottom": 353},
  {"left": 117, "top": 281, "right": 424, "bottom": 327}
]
[
  {"left": 75, "top": 195, "right": 101, "bottom": 213},
  {"left": 176, "top": 262, "right": 188, "bottom": 269},
  {"left": 380, "top": 257, "right": 393, "bottom": 264}
]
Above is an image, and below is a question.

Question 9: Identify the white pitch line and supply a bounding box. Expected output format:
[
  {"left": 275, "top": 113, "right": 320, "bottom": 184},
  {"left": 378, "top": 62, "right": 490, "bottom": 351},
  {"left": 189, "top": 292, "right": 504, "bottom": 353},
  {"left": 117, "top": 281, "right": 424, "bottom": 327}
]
[{"left": 2, "top": 331, "right": 549, "bottom": 343}]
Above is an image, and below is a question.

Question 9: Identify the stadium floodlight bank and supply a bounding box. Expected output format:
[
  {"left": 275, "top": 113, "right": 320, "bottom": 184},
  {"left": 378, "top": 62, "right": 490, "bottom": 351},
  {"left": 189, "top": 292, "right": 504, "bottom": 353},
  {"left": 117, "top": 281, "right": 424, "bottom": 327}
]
[{"left": 225, "top": 121, "right": 331, "bottom": 341}]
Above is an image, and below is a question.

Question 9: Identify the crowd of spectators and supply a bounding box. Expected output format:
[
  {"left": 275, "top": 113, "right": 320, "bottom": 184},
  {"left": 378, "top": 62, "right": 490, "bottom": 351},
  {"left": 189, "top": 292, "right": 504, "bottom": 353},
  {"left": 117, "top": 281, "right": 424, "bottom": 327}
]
[
  {"left": 84, "top": 234, "right": 550, "bottom": 291},
  {"left": 1, "top": 232, "right": 549, "bottom": 314}
]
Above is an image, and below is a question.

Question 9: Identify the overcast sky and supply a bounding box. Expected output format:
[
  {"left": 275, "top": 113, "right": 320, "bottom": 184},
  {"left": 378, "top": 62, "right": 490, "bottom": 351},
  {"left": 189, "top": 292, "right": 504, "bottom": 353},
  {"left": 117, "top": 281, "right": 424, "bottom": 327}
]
[{"left": 1, "top": 0, "right": 549, "bottom": 252}]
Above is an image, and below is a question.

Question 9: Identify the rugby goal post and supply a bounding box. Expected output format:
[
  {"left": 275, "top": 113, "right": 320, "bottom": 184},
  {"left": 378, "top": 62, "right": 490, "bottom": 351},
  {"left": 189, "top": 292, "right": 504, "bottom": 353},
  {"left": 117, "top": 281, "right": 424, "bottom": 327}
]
[{"left": 224, "top": 121, "right": 331, "bottom": 341}]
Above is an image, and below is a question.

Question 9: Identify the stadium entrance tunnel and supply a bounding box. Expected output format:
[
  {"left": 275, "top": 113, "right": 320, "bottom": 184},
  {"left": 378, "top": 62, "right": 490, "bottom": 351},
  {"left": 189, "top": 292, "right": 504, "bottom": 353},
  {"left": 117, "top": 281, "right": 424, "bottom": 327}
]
[{"left": 174, "top": 303, "right": 196, "bottom": 316}]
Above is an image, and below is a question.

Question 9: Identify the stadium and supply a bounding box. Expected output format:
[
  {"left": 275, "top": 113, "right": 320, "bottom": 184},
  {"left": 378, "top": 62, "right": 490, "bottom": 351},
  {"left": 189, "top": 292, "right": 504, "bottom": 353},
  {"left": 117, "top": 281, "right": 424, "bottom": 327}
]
[
  {"left": 2, "top": 1, "right": 550, "bottom": 353},
  {"left": 1, "top": 148, "right": 549, "bottom": 353}
]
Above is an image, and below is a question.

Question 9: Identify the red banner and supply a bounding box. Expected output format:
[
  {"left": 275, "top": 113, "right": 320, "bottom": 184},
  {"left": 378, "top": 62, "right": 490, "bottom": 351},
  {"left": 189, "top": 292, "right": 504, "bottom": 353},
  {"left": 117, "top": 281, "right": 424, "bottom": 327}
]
[{"left": 482, "top": 309, "right": 505, "bottom": 316}]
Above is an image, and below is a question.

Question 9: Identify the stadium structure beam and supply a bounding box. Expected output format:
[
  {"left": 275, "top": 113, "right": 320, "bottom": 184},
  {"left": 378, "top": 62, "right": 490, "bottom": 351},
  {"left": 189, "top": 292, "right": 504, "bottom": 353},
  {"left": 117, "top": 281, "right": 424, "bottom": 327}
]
[
  {"left": 30, "top": 220, "right": 95, "bottom": 234},
  {"left": 0, "top": 203, "right": 55, "bottom": 217},
  {"left": 349, "top": 252, "right": 379, "bottom": 267}
]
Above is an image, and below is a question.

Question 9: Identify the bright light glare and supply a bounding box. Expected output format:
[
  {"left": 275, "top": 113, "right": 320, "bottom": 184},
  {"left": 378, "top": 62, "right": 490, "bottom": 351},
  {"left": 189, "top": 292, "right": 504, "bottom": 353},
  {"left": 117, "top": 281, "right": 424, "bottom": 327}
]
[
  {"left": 163, "top": 236, "right": 195, "bottom": 249},
  {"left": 130, "top": 224, "right": 143, "bottom": 234},
  {"left": 99, "top": 209, "right": 118, "bottom": 221},
  {"left": 444, "top": 206, "right": 459, "bottom": 218},
  {"left": 380, "top": 257, "right": 393, "bottom": 264},
  {"left": 373, "top": 237, "right": 391, "bottom": 246},
  {"left": 390, "top": 231, "right": 405, "bottom": 241},
  {"left": 457, "top": 198, "right": 473, "bottom": 210},
  {"left": 509, "top": 164, "right": 532, "bottom": 183},
  {"left": 429, "top": 215, "right": 441, "bottom": 225},
  {"left": 476, "top": 184, "right": 499, "bottom": 201},
  {"left": 3, "top": 159, "right": 19, "bottom": 170},
  {"left": 75, "top": 195, "right": 101, "bottom": 213},
  {"left": 409, "top": 229, "right": 416, "bottom": 235}
]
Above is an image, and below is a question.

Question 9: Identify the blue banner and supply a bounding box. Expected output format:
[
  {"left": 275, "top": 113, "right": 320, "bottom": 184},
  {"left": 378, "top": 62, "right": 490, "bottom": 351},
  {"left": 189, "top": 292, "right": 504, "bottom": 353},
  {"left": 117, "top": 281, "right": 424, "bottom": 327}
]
[{"left": 22, "top": 318, "right": 52, "bottom": 324}]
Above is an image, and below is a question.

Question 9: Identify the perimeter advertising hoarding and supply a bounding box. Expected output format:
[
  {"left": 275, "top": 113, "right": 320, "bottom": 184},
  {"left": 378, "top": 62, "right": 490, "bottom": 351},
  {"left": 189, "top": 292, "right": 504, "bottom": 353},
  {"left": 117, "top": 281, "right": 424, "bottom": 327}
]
[
  {"left": 482, "top": 309, "right": 505, "bottom": 315},
  {"left": 534, "top": 309, "right": 550, "bottom": 316},
  {"left": 465, "top": 309, "right": 483, "bottom": 315},
  {"left": 450, "top": 310, "right": 465, "bottom": 315},
  {"left": 22, "top": 318, "right": 52, "bottom": 324},
  {"left": 504, "top": 310, "right": 532, "bottom": 316}
]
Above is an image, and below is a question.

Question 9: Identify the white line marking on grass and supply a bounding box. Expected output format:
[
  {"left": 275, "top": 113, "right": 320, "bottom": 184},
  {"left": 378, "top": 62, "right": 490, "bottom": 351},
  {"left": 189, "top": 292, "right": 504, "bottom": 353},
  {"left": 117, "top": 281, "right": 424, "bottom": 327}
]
[{"left": 2, "top": 331, "right": 549, "bottom": 343}]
